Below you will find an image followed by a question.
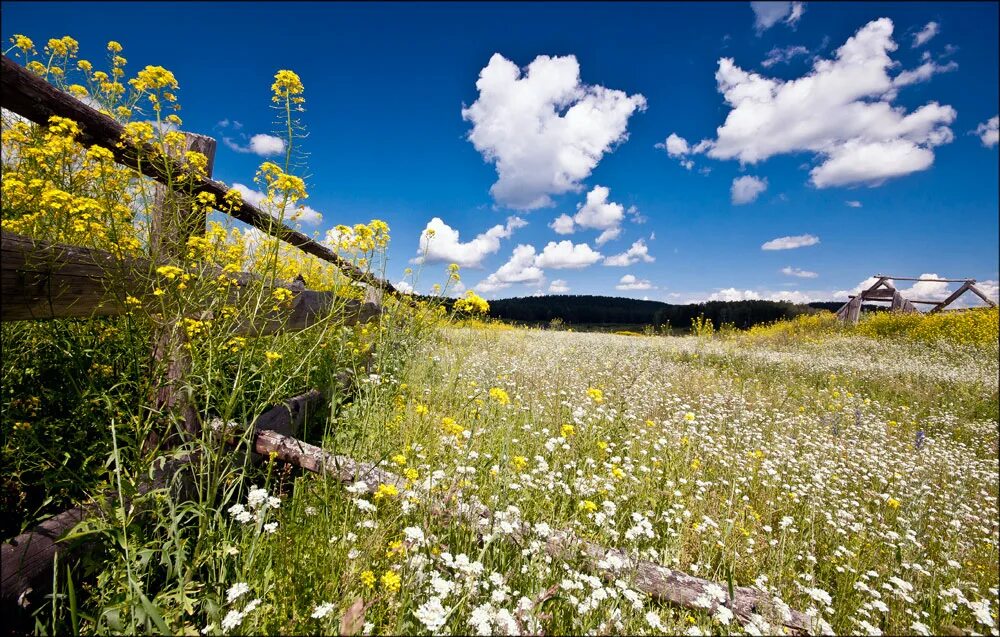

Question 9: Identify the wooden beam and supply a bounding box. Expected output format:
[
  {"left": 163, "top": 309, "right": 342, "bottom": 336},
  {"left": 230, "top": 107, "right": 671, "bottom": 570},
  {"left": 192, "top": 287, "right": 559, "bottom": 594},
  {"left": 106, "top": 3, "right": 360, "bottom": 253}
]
[
  {"left": 0, "top": 55, "right": 401, "bottom": 299},
  {"left": 1, "top": 232, "right": 380, "bottom": 330},
  {"left": 148, "top": 132, "right": 218, "bottom": 450},
  {"left": 967, "top": 283, "right": 999, "bottom": 308},
  {"left": 876, "top": 276, "right": 974, "bottom": 283}
]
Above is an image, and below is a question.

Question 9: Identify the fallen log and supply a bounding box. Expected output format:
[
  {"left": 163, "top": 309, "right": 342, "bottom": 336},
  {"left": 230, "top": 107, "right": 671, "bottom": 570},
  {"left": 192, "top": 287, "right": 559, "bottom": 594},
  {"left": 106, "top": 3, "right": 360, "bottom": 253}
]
[{"left": 251, "top": 429, "right": 814, "bottom": 634}]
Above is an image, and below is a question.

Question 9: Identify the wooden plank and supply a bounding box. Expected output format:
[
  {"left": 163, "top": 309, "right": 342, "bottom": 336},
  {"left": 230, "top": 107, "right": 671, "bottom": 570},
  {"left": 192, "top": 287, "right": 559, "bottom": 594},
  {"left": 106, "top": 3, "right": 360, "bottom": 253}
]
[
  {"left": 1, "top": 232, "right": 380, "bottom": 331},
  {"left": 148, "top": 132, "right": 217, "bottom": 450},
  {"left": 877, "top": 276, "right": 974, "bottom": 283},
  {"left": 0, "top": 55, "right": 401, "bottom": 299},
  {"left": 966, "top": 283, "right": 999, "bottom": 308}
]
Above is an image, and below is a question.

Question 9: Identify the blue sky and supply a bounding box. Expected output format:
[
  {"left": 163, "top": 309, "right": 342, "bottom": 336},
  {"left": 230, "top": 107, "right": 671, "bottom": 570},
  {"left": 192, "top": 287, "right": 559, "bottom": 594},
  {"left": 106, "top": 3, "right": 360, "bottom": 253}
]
[{"left": 4, "top": 1, "right": 998, "bottom": 304}]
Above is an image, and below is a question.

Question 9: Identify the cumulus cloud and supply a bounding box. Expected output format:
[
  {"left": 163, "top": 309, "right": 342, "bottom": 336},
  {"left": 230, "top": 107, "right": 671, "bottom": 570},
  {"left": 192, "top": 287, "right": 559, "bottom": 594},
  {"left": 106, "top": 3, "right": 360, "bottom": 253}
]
[
  {"left": 603, "top": 239, "right": 655, "bottom": 266},
  {"left": 232, "top": 182, "right": 322, "bottom": 225},
  {"left": 912, "top": 21, "right": 939, "bottom": 48},
  {"left": 616, "top": 274, "right": 654, "bottom": 291},
  {"left": 975, "top": 116, "right": 999, "bottom": 148},
  {"left": 475, "top": 239, "right": 603, "bottom": 293},
  {"left": 731, "top": 175, "right": 768, "bottom": 204},
  {"left": 475, "top": 244, "right": 545, "bottom": 292},
  {"left": 549, "top": 279, "right": 570, "bottom": 293},
  {"left": 412, "top": 216, "right": 526, "bottom": 267},
  {"left": 846, "top": 200, "right": 863, "bottom": 208},
  {"left": 395, "top": 280, "right": 414, "bottom": 294},
  {"left": 751, "top": 1, "right": 805, "bottom": 33},
  {"left": 657, "top": 133, "right": 690, "bottom": 156},
  {"left": 762, "top": 45, "right": 810, "bottom": 68},
  {"left": 223, "top": 133, "right": 287, "bottom": 157},
  {"left": 892, "top": 59, "right": 957, "bottom": 88},
  {"left": 548, "top": 185, "right": 629, "bottom": 245},
  {"left": 781, "top": 266, "right": 818, "bottom": 278},
  {"left": 462, "top": 53, "right": 646, "bottom": 210},
  {"left": 677, "top": 18, "right": 956, "bottom": 189},
  {"left": 705, "top": 287, "right": 814, "bottom": 303},
  {"left": 535, "top": 240, "right": 603, "bottom": 269},
  {"left": 761, "top": 234, "right": 819, "bottom": 250}
]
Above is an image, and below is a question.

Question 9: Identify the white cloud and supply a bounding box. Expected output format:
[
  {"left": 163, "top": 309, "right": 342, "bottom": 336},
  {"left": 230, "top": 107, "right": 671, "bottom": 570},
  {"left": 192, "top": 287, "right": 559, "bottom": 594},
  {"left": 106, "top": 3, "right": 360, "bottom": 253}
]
[
  {"left": 462, "top": 53, "right": 646, "bottom": 210},
  {"left": 731, "top": 175, "right": 768, "bottom": 204},
  {"left": 845, "top": 200, "right": 863, "bottom": 208},
  {"left": 412, "top": 216, "right": 526, "bottom": 267},
  {"left": 547, "top": 185, "right": 629, "bottom": 245},
  {"left": 616, "top": 274, "right": 654, "bottom": 291},
  {"left": 658, "top": 133, "right": 690, "bottom": 156},
  {"left": 656, "top": 133, "right": 699, "bottom": 170},
  {"left": 395, "top": 280, "right": 414, "bottom": 294},
  {"left": 550, "top": 214, "right": 575, "bottom": 234},
  {"left": 781, "top": 266, "right": 818, "bottom": 278},
  {"left": 761, "top": 234, "right": 820, "bottom": 250},
  {"left": 603, "top": 239, "right": 655, "bottom": 266},
  {"left": 705, "top": 287, "right": 813, "bottom": 303},
  {"left": 232, "top": 182, "right": 322, "bottom": 225},
  {"left": 900, "top": 273, "right": 951, "bottom": 301},
  {"left": 681, "top": 18, "right": 956, "bottom": 189},
  {"left": 475, "top": 244, "right": 545, "bottom": 292},
  {"left": 973, "top": 280, "right": 999, "bottom": 304},
  {"left": 223, "top": 133, "right": 286, "bottom": 157},
  {"left": 893, "top": 60, "right": 957, "bottom": 88},
  {"left": 762, "top": 45, "right": 810, "bottom": 68},
  {"left": 975, "top": 116, "right": 999, "bottom": 148},
  {"left": 535, "top": 240, "right": 603, "bottom": 269},
  {"left": 912, "top": 21, "right": 939, "bottom": 48},
  {"left": 751, "top": 2, "right": 805, "bottom": 33},
  {"left": 549, "top": 279, "right": 570, "bottom": 293}
]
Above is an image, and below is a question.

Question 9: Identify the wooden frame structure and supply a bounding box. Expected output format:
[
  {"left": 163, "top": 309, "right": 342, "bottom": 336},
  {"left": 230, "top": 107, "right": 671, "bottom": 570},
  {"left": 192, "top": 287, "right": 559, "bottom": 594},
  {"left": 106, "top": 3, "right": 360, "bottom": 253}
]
[{"left": 836, "top": 274, "right": 997, "bottom": 324}]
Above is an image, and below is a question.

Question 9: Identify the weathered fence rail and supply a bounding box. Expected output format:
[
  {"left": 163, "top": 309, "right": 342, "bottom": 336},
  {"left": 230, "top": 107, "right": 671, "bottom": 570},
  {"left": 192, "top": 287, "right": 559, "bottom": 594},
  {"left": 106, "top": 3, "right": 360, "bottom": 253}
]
[
  {"left": 1, "top": 231, "right": 380, "bottom": 332},
  {"left": 1, "top": 54, "right": 400, "bottom": 298}
]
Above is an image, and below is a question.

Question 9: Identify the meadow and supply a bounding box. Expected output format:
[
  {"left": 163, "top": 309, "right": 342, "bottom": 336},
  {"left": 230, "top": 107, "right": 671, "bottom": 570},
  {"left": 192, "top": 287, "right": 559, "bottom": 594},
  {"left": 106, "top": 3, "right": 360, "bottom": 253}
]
[{"left": 2, "top": 34, "right": 999, "bottom": 636}]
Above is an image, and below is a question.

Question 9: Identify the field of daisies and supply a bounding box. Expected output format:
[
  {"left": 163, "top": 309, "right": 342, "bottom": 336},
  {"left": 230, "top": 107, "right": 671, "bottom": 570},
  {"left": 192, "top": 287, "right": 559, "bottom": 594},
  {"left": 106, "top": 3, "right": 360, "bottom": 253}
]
[{"left": 204, "top": 323, "right": 999, "bottom": 637}]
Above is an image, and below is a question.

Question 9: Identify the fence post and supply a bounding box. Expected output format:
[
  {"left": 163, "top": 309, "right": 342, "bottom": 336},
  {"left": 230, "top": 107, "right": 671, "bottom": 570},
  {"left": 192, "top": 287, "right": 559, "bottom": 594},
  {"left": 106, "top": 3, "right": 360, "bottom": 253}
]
[{"left": 145, "top": 132, "right": 217, "bottom": 453}]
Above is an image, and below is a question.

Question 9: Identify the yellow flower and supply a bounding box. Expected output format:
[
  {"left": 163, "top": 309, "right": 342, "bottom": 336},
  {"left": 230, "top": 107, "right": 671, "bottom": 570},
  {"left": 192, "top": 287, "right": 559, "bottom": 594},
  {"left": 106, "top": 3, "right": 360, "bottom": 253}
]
[
  {"left": 611, "top": 465, "right": 625, "bottom": 480},
  {"left": 886, "top": 497, "right": 901, "bottom": 509},
  {"left": 488, "top": 387, "right": 510, "bottom": 404},
  {"left": 272, "top": 69, "right": 304, "bottom": 101},
  {"left": 391, "top": 454, "right": 407, "bottom": 466},
  {"left": 690, "top": 458, "right": 701, "bottom": 471},
  {"left": 156, "top": 264, "right": 184, "bottom": 280},
  {"left": 579, "top": 500, "right": 598, "bottom": 513},
  {"left": 359, "top": 570, "right": 376, "bottom": 589},
  {"left": 10, "top": 34, "right": 35, "bottom": 53},
  {"left": 586, "top": 388, "right": 604, "bottom": 403},
  {"left": 404, "top": 468, "right": 419, "bottom": 481},
  {"left": 511, "top": 455, "right": 528, "bottom": 471},
  {"left": 684, "top": 412, "right": 696, "bottom": 421},
  {"left": 265, "top": 351, "right": 282, "bottom": 363},
  {"left": 441, "top": 417, "right": 463, "bottom": 436},
  {"left": 374, "top": 483, "right": 398, "bottom": 500},
  {"left": 454, "top": 290, "right": 490, "bottom": 314},
  {"left": 107, "top": 40, "right": 123, "bottom": 53},
  {"left": 560, "top": 424, "right": 576, "bottom": 438},
  {"left": 380, "top": 571, "right": 401, "bottom": 594},
  {"left": 415, "top": 403, "right": 429, "bottom": 416},
  {"left": 124, "top": 295, "right": 142, "bottom": 308}
]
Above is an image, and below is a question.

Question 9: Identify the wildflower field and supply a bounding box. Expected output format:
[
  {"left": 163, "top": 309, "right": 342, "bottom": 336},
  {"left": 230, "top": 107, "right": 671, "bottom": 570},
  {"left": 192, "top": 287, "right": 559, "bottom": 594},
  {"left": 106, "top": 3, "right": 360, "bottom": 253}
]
[{"left": 2, "top": 33, "right": 999, "bottom": 637}]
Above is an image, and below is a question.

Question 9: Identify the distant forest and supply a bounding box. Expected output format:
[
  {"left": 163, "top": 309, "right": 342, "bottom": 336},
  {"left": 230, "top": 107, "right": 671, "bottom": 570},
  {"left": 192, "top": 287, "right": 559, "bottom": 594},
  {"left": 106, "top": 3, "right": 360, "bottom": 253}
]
[{"left": 430, "top": 295, "right": 885, "bottom": 330}]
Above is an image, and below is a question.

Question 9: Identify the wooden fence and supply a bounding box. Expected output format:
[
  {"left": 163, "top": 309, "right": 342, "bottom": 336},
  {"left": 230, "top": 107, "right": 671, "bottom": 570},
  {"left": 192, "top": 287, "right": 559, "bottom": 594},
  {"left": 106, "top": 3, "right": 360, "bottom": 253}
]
[{"left": 0, "top": 54, "right": 813, "bottom": 634}]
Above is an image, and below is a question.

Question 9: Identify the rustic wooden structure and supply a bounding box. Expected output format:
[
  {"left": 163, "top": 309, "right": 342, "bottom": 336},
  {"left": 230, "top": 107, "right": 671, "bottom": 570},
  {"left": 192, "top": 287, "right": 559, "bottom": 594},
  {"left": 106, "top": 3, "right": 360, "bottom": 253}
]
[
  {"left": 1, "top": 53, "right": 813, "bottom": 633},
  {"left": 835, "top": 274, "right": 997, "bottom": 324}
]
